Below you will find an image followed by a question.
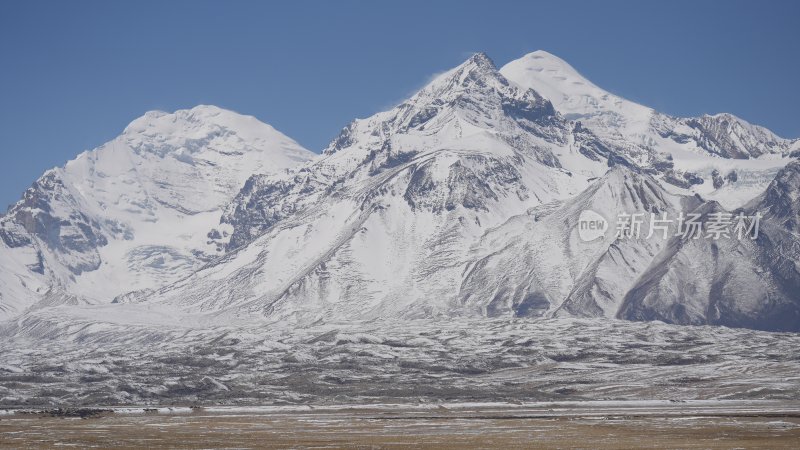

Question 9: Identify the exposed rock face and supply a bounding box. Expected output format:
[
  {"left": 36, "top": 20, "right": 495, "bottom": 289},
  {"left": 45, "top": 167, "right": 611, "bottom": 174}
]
[
  {"left": 4, "top": 170, "right": 107, "bottom": 276},
  {"left": 755, "top": 161, "right": 800, "bottom": 232},
  {"left": 659, "top": 113, "right": 793, "bottom": 159}
]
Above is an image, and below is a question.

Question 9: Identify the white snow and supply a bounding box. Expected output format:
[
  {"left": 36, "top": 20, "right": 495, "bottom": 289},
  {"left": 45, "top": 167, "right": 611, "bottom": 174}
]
[{"left": 0, "top": 106, "right": 314, "bottom": 319}]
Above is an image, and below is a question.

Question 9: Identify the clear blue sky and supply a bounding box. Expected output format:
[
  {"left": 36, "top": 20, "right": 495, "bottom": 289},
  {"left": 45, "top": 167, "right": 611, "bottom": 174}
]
[{"left": 1, "top": 0, "right": 798, "bottom": 210}]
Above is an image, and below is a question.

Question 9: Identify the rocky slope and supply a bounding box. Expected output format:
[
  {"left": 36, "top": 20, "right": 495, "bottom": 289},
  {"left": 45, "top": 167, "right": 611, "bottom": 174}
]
[{"left": 618, "top": 161, "right": 800, "bottom": 331}]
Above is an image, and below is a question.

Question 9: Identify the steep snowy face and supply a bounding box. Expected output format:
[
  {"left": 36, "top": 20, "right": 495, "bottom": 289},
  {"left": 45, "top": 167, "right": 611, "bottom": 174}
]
[
  {"left": 501, "top": 50, "right": 795, "bottom": 160},
  {"left": 81, "top": 105, "right": 312, "bottom": 215},
  {"left": 0, "top": 106, "right": 314, "bottom": 319},
  {"left": 150, "top": 54, "right": 630, "bottom": 321},
  {"left": 501, "top": 51, "right": 796, "bottom": 208},
  {"left": 217, "top": 53, "right": 619, "bottom": 251},
  {"left": 321, "top": 53, "right": 565, "bottom": 170}
]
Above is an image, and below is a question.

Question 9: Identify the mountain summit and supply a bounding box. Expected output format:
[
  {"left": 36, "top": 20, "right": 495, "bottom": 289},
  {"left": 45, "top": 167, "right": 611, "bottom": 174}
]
[{"left": 501, "top": 50, "right": 654, "bottom": 132}]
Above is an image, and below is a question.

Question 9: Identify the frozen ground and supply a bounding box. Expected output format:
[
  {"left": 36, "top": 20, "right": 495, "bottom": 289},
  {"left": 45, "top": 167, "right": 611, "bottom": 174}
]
[
  {"left": 2, "top": 401, "right": 800, "bottom": 449},
  {"left": 1, "top": 318, "right": 799, "bottom": 408}
]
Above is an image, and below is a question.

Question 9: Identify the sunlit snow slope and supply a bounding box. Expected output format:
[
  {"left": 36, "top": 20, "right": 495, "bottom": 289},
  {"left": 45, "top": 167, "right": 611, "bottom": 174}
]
[{"left": 0, "top": 106, "right": 313, "bottom": 319}]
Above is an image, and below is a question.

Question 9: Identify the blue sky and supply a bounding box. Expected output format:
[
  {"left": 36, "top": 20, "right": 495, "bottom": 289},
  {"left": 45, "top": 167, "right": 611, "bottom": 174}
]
[{"left": 1, "top": 0, "right": 798, "bottom": 210}]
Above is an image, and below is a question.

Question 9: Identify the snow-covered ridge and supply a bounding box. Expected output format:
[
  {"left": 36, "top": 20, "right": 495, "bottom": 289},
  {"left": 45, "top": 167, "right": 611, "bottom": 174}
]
[
  {"left": 501, "top": 50, "right": 796, "bottom": 158},
  {"left": 121, "top": 105, "right": 309, "bottom": 164},
  {"left": 501, "top": 50, "right": 796, "bottom": 209}
]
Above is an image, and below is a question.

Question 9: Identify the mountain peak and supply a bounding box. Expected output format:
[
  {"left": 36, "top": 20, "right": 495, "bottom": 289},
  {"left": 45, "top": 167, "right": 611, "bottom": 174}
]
[
  {"left": 506, "top": 50, "right": 596, "bottom": 87},
  {"left": 517, "top": 50, "right": 577, "bottom": 72},
  {"left": 463, "top": 52, "right": 496, "bottom": 69},
  {"left": 117, "top": 105, "right": 313, "bottom": 163},
  {"left": 501, "top": 50, "right": 653, "bottom": 125},
  {"left": 124, "top": 105, "right": 240, "bottom": 135},
  {"left": 322, "top": 51, "right": 561, "bottom": 160},
  {"left": 527, "top": 49, "right": 559, "bottom": 58},
  {"left": 417, "top": 52, "right": 505, "bottom": 94}
]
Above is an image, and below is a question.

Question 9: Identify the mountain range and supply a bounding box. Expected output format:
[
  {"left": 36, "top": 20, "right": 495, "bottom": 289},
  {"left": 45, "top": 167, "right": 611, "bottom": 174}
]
[{"left": 1, "top": 50, "right": 798, "bottom": 332}]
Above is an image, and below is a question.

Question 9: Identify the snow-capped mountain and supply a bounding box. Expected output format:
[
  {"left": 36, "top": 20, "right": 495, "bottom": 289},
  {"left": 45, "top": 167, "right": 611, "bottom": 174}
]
[
  {"left": 121, "top": 53, "right": 798, "bottom": 332},
  {"left": 501, "top": 51, "right": 798, "bottom": 209},
  {"left": 0, "top": 51, "right": 798, "bottom": 334},
  {"left": 136, "top": 53, "right": 630, "bottom": 322},
  {"left": 213, "top": 53, "right": 615, "bottom": 251},
  {"left": 0, "top": 105, "right": 313, "bottom": 319}
]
